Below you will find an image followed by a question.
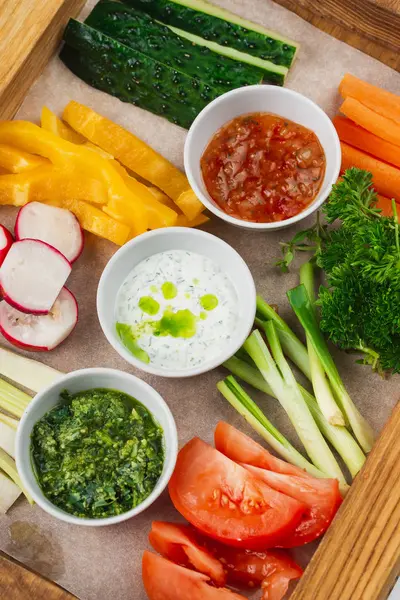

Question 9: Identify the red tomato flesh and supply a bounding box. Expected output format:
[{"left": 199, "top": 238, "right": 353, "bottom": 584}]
[
  {"left": 149, "top": 521, "right": 226, "bottom": 586},
  {"left": 168, "top": 438, "right": 306, "bottom": 549},
  {"left": 207, "top": 540, "right": 302, "bottom": 600},
  {"left": 148, "top": 521, "right": 303, "bottom": 600},
  {"left": 215, "top": 421, "right": 311, "bottom": 478},
  {"left": 200, "top": 112, "right": 326, "bottom": 223},
  {"left": 245, "top": 464, "right": 342, "bottom": 547},
  {"left": 142, "top": 551, "right": 246, "bottom": 600}
]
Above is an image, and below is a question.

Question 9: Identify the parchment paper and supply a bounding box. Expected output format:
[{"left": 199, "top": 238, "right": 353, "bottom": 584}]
[{"left": 1, "top": 1, "right": 400, "bottom": 598}]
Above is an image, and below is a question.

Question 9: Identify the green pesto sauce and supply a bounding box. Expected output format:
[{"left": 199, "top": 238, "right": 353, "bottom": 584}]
[
  {"left": 138, "top": 296, "right": 160, "bottom": 315},
  {"left": 200, "top": 293, "right": 219, "bottom": 311},
  {"left": 31, "top": 388, "right": 164, "bottom": 519},
  {"left": 161, "top": 281, "right": 177, "bottom": 300}
]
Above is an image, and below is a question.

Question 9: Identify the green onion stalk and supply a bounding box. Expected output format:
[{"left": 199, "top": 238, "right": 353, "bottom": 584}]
[
  {"left": 243, "top": 326, "right": 347, "bottom": 487},
  {"left": 299, "top": 261, "right": 345, "bottom": 426},
  {"left": 217, "top": 375, "right": 326, "bottom": 479},
  {"left": 223, "top": 356, "right": 365, "bottom": 479},
  {"left": 256, "top": 295, "right": 311, "bottom": 381},
  {"left": 0, "top": 378, "right": 31, "bottom": 419},
  {"left": 287, "top": 284, "right": 375, "bottom": 453}
]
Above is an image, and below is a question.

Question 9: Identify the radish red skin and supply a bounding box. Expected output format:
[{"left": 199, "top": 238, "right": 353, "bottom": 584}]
[
  {"left": 15, "top": 202, "right": 84, "bottom": 263},
  {"left": 0, "top": 225, "right": 14, "bottom": 267},
  {"left": 0, "top": 238, "right": 72, "bottom": 315},
  {"left": 0, "top": 287, "right": 78, "bottom": 351}
]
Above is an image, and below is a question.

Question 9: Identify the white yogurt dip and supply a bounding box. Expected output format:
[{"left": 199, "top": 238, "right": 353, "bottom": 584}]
[{"left": 115, "top": 249, "right": 238, "bottom": 370}]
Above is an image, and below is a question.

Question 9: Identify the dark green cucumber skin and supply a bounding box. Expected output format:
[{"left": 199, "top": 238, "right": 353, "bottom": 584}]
[
  {"left": 123, "top": 0, "right": 296, "bottom": 68},
  {"left": 61, "top": 20, "right": 222, "bottom": 129},
  {"left": 85, "top": 1, "right": 277, "bottom": 88}
]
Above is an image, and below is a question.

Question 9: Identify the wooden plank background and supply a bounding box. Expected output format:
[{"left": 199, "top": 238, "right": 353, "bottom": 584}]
[
  {"left": 0, "top": 553, "right": 76, "bottom": 600},
  {"left": 274, "top": 0, "right": 400, "bottom": 71},
  {"left": 291, "top": 402, "right": 400, "bottom": 600},
  {"left": 0, "top": 0, "right": 85, "bottom": 119}
]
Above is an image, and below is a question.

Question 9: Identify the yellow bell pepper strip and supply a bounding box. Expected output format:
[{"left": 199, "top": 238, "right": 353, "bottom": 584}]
[
  {"left": 0, "top": 144, "right": 48, "bottom": 173},
  {"left": 0, "top": 166, "right": 107, "bottom": 207},
  {"left": 62, "top": 101, "right": 204, "bottom": 218},
  {"left": 84, "top": 142, "right": 114, "bottom": 159},
  {"left": 43, "top": 198, "right": 130, "bottom": 245},
  {"left": 174, "top": 188, "right": 205, "bottom": 221},
  {"left": 111, "top": 162, "right": 178, "bottom": 229},
  {"left": 0, "top": 121, "right": 148, "bottom": 235},
  {"left": 176, "top": 213, "right": 210, "bottom": 228},
  {"left": 40, "top": 110, "right": 177, "bottom": 229},
  {"left": 42, "top": 108, "right": 114, "bottom": 159},
  {"left": 41, "top": 106, "right": 86, "bottom": 144},
  {"left": 147, "top": 187, "right": 173, "bottom": 207}
]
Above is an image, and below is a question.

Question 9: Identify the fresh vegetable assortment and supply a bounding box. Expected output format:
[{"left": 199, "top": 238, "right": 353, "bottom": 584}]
[
  {"left": 0, "top": 0, "right": 398, "bottom": 589},
  {"left": 60, "top": 0, "right": 298, "bottom": 127}
]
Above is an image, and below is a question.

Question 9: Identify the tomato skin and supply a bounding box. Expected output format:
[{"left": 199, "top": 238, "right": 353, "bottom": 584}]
[
  {"left": 142, "top": 551, "right": 246, "bottom": 600},
  {"left": 215, "top": 421, "right": 311, "bottom": 478},
  {"left": 168, "top": 438, "right": 306, "bottom": 550},
  {"left": 244, "top": 464, "right": 342, "bottom": 547},
  {"left": 149, "top": 521, "right": 226, "bottom": 586}
]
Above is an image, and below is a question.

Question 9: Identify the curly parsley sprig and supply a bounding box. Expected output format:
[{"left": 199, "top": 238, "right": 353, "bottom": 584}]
[{"left": 277, "top": 168, "right": 400, "bottom": 374}]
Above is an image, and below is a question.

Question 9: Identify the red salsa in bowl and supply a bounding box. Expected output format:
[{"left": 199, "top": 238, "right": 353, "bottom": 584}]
[{"left": 200, "top": 112, "right": 326, "bottom": 223}]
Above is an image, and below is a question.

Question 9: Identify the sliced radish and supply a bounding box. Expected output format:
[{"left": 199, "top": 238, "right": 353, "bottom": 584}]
[
  {"left": 0, "top": 225, "right": 14, "bottom": 267},
  {"left": 0, "top": 287, "right": 78, "bottom": 351},
  {"left": 0, "top": 239, "right": 71, "bottom": 314},
  {"left": 15, "top": 202, "right": 84, "bottom": 263}
]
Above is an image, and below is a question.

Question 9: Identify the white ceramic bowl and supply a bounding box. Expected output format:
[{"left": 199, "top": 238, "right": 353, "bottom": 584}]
[
  {"left": 97, "top": 227, "right": 256, "bottom": 377},
  {"left": 184, "top": 85, "right": 341, "bottom": 231},
  {"left": 16, "top": 368, "right": 178, "bottom": 526}
]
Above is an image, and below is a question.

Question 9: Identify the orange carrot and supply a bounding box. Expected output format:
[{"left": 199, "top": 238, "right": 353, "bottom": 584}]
[
  {"left": 333, "top": 116, "right": 400, "bottom": 169},
  {"left": 339, "top": 73, "right": 400, "bottom": 124},
  {"left": 376, "top": 195, "right": 397, "bottom": 217},
  {"left": 340, "top": 97, "right": 400, "bottom": 147},
  {"left": 340, "top": 142, "right": 400, "bottom": 202}
]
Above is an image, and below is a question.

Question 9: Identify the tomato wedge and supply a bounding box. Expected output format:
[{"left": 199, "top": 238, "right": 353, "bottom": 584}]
[
  {"left": 207, "top": 541, "right": 303, "bottom": 600},
  {"left": 147, "top": 521, "right": 303, "bottom": 600},
  {"left": 168, "top": 438, "right": 306, "bottom": 549},
  {"left": 142, "top": 551, "right": 246, "bottom": 600},
  {"left": 149, "top": 521, "right": 226, "bottom": 586},
  {"left": 215, "top": 421, "right": 310, "bottom": 478},
  {"left": 244, "top": 464, "right": 342, "bottom": 547}
]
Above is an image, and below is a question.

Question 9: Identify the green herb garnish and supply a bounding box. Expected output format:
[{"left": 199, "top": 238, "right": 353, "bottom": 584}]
[{"left": 277, "top": 168, "right": 400, "bottom": 374}]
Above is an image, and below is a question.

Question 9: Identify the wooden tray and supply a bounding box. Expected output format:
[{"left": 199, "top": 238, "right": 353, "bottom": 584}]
[
  {"left": 0, "top": 1, "right": 399, "bottom": 599},
  {"left": 273, "top": 0, "right": 400, "bottom": 72}
]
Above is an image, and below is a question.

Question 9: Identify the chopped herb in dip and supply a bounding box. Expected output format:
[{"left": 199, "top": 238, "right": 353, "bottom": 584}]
[{"left": 31, "top": 388, "right": 164, "bottom": 519}]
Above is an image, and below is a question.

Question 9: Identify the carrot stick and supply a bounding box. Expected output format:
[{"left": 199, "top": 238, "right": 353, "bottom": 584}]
[
  {"left": 333, "top": 116, "right": 400, "bottom": 169},
  {"left": 376, "top": 195, "right": 397, "bottom": 217},
  {"left": 339, "top": 73, "right": 400, "bottom": 124},
  {"left": 340, "top": 142, "right": 400, "bottom": 202},
  {"left": 340, "top": 97, "right": 400, "bottom": 147}
]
